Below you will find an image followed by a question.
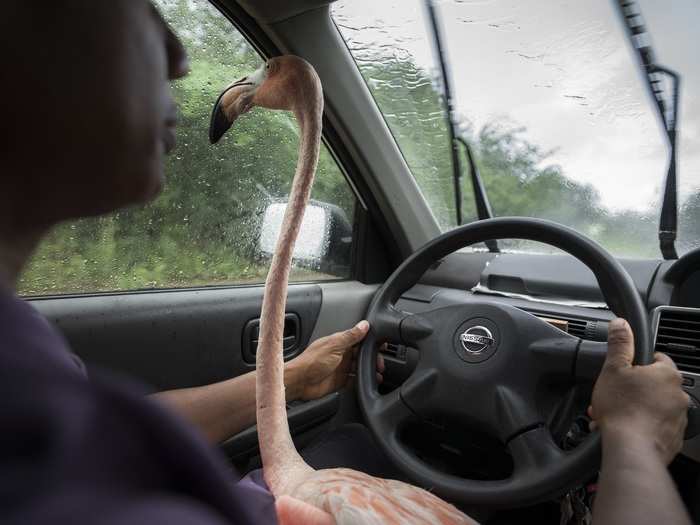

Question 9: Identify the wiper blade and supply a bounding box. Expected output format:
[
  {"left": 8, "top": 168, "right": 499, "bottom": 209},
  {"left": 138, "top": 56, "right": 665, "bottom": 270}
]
[
  {"left": 615, "top": 0, "right": 681, "bottom": 259},
  {"left": 458, "top": 136, "right": 499, "bottom": 252},
  {"left": 424, "top": 0, "right": 463, "bottom": 226},
  {"left": 425, "top": 0, "right": 498, "bottom": 252}
]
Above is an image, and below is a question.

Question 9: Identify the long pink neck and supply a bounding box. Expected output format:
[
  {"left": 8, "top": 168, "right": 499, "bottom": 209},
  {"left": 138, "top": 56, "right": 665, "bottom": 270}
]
[{"left": 256, "top": 96, "right": 323, "bottom": 496}]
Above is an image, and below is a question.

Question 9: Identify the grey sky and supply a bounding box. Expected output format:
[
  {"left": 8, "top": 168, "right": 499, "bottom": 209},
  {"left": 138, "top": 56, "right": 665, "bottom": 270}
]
[{"left": 333, "top": 0, "right": 699, "bottom": 213}]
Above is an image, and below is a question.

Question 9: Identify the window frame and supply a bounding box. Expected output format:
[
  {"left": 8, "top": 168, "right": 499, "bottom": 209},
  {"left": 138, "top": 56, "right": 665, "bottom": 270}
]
[{"left": 22, "top": 0, "right": 393, "bottom": 300}]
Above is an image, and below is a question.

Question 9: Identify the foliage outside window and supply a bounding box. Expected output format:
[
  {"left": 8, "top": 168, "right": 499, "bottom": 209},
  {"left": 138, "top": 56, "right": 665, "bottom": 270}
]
[
  {"left": 20, "top": 0, "right": 356, "bottom": 296},
  {"left": 334, "top": 0, "right": 700, "bottom": 258},
  {"left": 334, "top": 0, "right": 475, "bottom": 231}
]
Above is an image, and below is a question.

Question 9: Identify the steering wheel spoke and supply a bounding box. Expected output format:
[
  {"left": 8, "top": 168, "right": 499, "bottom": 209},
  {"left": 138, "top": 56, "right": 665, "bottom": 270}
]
[
  {"left": 574, "top": 340, "right": 607, "bottom": 381},
  {"left": 529, "top": 335, "right": 579, "bottom": 377},
  {"left": 373, "top": 306, "right": 436, "bottom": 349},
  {"left": 493, "top": 386, "right": 544, "bottom": 443},
  {"left": 399, "top": 312, "right": 435, "bottom": 347},
  {"left": 530, "top": 334, "right": 609, "bottom": 384},
  {"left": 399, "top": 366, "right": 441, "bottom": 416},
  {"left": 508, "top": 426, "right": 565, "bottom": 476},
  {"left": 373, "top": 388, "right": 415, "bottom": 430},
  {"left": 371, "top": 306, "right": 408, "bottom": 343}
]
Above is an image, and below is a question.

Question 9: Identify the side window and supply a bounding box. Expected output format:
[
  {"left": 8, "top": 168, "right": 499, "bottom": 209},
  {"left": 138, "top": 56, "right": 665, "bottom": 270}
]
[{"left": 19, "top": 0, "right": 356, "bottom": 296}]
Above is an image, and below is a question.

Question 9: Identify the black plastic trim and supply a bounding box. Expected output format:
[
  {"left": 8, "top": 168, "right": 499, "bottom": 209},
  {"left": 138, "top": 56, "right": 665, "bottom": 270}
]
[
  {"left": 221, "top": 392, "right": 340, "bottom": 460},
  {"left": 33, "top": 284, "right": 322, "bottom": 391}
]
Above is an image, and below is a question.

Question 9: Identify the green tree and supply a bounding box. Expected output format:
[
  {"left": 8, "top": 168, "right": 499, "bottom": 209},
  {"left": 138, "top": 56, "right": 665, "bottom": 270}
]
[
  {"left": 353, "top": 46, "right": 680, "bottom": 258},
  {"left": 20, "top": 0, "right": 700, "bottom": 295},
  {"left": 20, "top": 0, "right": 355, "bottom": 295}
]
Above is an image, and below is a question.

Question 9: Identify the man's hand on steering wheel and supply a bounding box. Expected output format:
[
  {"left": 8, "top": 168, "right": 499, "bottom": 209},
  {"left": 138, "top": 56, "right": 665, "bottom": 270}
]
[
  {"left": 589, "top": 318, "right": 689, "bottom": 465},
  {"left": 286, "top": 320, "right": 385, "bottom": 402}
]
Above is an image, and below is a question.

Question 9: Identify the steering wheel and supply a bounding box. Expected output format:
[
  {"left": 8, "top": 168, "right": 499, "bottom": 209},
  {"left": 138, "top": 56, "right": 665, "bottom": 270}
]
[{"left": 357, "top": 217, "right": 651, "bottom": 508}]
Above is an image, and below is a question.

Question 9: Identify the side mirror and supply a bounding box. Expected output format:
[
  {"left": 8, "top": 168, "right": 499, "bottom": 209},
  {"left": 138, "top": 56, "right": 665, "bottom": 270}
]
[{"left": 257, "top": 200, "right": 353, "bottom": 275}]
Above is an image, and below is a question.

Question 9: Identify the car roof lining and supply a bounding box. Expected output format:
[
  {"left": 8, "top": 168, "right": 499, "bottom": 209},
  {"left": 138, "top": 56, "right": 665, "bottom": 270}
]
[{"left": 235, "top": 0, "right": 335, "bottom": 24}]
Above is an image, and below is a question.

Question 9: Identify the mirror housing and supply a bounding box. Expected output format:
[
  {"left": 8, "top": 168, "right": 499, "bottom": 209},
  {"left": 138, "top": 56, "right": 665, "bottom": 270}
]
[{"left": 257, "top": 199, "right": 352, "bottom": 276}]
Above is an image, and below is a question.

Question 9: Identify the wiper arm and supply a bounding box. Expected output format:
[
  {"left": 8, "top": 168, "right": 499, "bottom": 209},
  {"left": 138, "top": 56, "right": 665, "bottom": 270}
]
[
  {"left": 425, "top": 0, "right": 499, "bottom": 252},
  {"left": 425, "top": 0, "right": 463, "bottom": 227},
  {"left": 458, "top": 136, "right": 499, "bottom": 252},
  {"left": 615, "top": 0, "right": 681, "bottom": 259}
]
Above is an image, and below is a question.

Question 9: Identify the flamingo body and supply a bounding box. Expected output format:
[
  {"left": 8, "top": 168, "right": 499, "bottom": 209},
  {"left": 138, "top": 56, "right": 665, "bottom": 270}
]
[
  {"left": 210, "top": 55, "right": 476, "bottom": 525},
  {"left": 293, "top": 468, "right": 475, "bottom": 525}
]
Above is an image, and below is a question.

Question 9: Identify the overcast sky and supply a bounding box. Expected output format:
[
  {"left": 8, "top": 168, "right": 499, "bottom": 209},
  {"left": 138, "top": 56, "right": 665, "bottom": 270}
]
[{"left": 333, "top": 0, "right": 699, "bottom": 213}]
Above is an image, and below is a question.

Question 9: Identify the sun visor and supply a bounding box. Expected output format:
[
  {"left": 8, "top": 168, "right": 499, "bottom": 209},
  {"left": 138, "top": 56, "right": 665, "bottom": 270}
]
[{"left": 235, "top": 0, "right": 335, "bottom": 24}]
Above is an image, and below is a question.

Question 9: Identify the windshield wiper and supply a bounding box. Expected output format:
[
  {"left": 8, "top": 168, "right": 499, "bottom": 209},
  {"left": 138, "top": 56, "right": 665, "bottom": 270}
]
[
  {"left": 615, "top": 0, "right": 681, "bottom": 260},
  {"left": 425, "top": 0, "right": 499, "bottom": 253},
  {"left": 458, "top": 137, "right": 498, "bottom": 233}
]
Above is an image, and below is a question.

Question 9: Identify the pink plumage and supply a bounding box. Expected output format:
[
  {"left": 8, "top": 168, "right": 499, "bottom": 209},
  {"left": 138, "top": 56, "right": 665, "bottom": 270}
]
[{"left": 212, "top": 54, "right": 476, "bottom": 525}]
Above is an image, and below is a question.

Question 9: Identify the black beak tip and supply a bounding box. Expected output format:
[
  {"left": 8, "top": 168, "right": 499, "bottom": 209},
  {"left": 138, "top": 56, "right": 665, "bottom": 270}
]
[{"left": 209, "top": 100, "right": 231, "bottom": 144}]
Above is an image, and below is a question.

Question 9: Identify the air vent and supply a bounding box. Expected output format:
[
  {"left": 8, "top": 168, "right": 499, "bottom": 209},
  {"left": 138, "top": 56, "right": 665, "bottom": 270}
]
[
  {"left": 520, "top": 308, "right": 607, "bottom": 341},
  {"left": 654, "top": 307, "right": 700, "bottom": 374},
  {"left": 566, "top": 318, "right": 588, "bottom": 339}
]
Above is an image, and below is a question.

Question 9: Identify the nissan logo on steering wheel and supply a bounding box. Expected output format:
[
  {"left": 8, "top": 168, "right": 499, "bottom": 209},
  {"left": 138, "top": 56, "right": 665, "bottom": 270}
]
[{"left": 460, "top": 326, "right": 495, "bottom": 354}]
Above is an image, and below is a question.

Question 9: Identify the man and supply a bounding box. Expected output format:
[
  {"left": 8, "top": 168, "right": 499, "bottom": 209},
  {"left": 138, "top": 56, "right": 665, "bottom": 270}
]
[
  {"left": 0, "top": 2, "right": 691, "bottom": 524},
  {"left": 152, "top": 320, "right": 377, "bottom": 444},
  {"left": 152, "top": 319, "right": 394, "bottom": 477}
]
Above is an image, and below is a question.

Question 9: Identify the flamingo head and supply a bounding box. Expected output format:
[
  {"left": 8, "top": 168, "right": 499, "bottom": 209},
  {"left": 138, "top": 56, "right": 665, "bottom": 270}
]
[{"left": 209, "top": 55, "right": 321, "bottom": 144}]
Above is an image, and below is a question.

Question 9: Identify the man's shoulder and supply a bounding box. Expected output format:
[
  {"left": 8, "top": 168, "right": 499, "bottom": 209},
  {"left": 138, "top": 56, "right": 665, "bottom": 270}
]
[
  {"left": 0, "top": 359, "right": 276, "bottom": 525},
  {"left": 0, "top": 290, "right": 276, "bottom": 524},
  {"left": 0, "top": 290, "right": 86, "bottom": 379}
]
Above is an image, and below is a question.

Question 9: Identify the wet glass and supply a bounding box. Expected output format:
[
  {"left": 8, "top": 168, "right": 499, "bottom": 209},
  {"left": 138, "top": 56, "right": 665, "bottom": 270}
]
[
  {"left": 334, "top": 0, "right": 699, "bottom": 258},
  {"left": 333, "top": 0, "right": 477, "bottom": 231},
  {"left": 20, "top": 0, "right": 356, "bottom": 296}
]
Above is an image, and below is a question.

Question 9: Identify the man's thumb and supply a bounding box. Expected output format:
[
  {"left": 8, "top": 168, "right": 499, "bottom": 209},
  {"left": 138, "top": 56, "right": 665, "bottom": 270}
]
[
  {"left": 341, "top": 320, "right": 370, "bottom": 345},
  {"left": 604, "top": 318, "right": 634, "bottom": 368}
]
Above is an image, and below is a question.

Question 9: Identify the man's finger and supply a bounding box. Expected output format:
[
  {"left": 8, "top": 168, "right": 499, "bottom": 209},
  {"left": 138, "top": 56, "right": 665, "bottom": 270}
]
[
  {"left": 586, "top": 405, "right": 598, "bottom": 431},
  {"left": 377, "top": 353, "right": 385, "bottom": 374},
  {"left": 604, "top": 318, "right": 634, "bottom": 369},
  {"left": 654, "top": 351, "right": 680, "bottom": 371},
  {"left": 276, "top": 496, "right": 336, "bottom": 525}
]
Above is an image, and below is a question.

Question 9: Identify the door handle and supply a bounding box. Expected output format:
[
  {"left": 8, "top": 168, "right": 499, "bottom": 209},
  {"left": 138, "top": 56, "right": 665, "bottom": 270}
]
[{"left": 242, "top": 313, "right": 301, "bottom": 364}]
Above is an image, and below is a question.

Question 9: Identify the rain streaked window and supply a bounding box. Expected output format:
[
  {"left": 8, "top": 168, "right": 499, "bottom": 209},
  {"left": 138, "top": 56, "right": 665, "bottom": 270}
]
[
  {"left": 334, "top": 0, "right": 700, "bottom": 258},
  {"left": 19, "top": 0, "right": 356, "bottom": 296},
  {"left": 333, "top": 0, "right": 472, "bottom": 230}
]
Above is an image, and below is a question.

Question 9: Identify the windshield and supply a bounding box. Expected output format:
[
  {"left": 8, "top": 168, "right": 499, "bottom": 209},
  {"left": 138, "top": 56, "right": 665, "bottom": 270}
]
[{"left": 333, "top": 0, "right": 699, "bottom": 258}]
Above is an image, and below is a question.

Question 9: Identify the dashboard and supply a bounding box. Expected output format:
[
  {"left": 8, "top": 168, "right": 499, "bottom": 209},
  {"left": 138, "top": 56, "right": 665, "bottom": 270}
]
[{"left": 388, "top": 248, "right": 700, "bottom": 466}]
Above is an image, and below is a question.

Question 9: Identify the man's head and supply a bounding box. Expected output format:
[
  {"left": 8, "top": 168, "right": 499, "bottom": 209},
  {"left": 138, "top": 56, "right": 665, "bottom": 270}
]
[{"left": 0, "top": 1, "right": 188, "bottom": 229}]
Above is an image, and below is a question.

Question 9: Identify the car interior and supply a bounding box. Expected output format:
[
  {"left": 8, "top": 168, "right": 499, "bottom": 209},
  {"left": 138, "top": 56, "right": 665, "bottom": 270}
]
[{"left": 24, "top": 0, "right": 700, "bottom": 522}]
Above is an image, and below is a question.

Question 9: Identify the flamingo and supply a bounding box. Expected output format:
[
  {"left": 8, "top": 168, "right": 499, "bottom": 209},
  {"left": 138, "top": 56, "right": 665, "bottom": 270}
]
[{"left": 209, "top": 55, "right": 477, "bottom": 525}]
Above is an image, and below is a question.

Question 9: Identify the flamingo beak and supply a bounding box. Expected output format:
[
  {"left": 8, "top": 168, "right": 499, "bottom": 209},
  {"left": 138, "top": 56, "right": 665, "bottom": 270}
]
[
  {"left": 209, "top": 98, "right": 232, "bottom": 144},
  {"left": 210, "top": 65, "right": 267, "bottom": 144},
  {"left": 209, "top": 76, "right": 253, "bottom": 144}
]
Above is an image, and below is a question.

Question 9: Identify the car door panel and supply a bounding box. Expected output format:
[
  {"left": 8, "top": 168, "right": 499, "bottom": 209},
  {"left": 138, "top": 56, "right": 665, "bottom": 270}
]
[
  {"left": 222, "top": 393, "right": 341, "bottom": 462},
  {"left": 32, "top": 284, "right": 322, "bottom": 391},
  {"left": 30, "top": 280, "right": 376, "bottom": 461},
  {"left": 309, "top": 281, "right": 377, "bottom": 340}
]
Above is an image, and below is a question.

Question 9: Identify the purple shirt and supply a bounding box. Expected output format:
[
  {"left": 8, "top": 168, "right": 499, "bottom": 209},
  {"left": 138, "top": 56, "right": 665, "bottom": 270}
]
[{"left": 0, "top": 289, "right": 277, "bottom": 524}]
